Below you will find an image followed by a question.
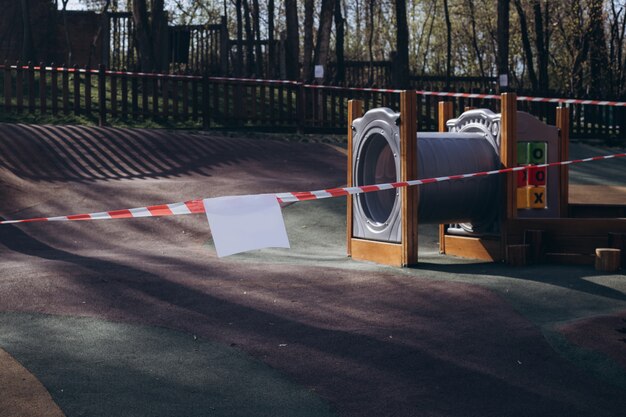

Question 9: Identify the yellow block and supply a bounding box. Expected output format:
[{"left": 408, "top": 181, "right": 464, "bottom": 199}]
[
  {"left": 517, "top": 187, "right": 530, "bottom": 209},
  {"left": 529, "top": 186, "right": 547, "bottom": 209}
]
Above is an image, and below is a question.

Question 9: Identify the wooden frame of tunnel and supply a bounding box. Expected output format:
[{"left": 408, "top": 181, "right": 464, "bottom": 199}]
[{"left": 347, "top": 91, "right": 418, "bottom": 267}]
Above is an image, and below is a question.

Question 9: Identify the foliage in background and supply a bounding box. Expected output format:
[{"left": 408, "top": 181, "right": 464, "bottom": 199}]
[{"left": 3, "top": 0, "right": 626, "bottom": 98}]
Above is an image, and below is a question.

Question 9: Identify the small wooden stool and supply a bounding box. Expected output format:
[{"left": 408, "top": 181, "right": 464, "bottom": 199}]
[{"left": 594, "top": 248, "right": 621, "bottom": 272}]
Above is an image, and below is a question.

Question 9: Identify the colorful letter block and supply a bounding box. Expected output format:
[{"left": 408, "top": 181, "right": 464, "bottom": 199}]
[
  {"left": 529, "top": 186, "right": 546, "bottom": 209},
  {"left": 517, "top": 187, "right": 530, "bottom": 209},
  {"left": 517, "top": 186, "right": 547, "bottom": 209},
  {"left": 517, "top": 143, "right": 529, "bottom": 165},
  {"left": 517, "top": 142, "right": 548, "bottom": 211},
  {"left": 517, "top": 166, "right": 529, "bottom": 187},
  {"left": 528, "top": 166, "right": 547, "bottom": 186},
  {"left": 529, "top": 143, "right": 547, "bottom": 164}
]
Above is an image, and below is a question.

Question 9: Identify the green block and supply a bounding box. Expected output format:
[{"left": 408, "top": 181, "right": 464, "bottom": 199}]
[
  {"left": 530, "top": 142, "right": 547, "bottom": 163},
  {"left": 517, "top": 142, "right": 529, "bottom": 164}
]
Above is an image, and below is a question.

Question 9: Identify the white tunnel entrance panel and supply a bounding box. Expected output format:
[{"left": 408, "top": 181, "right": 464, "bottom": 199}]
[
  {"left": 352, "top": 108, "right": 403, "bottom": 243},
  {"left": 351, "top": 107, "right": 501, "bottom": 244}
]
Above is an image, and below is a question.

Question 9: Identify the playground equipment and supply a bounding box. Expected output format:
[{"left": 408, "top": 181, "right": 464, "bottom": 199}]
[{"left": 346, "top": 92, "right": 626, "bottom": 268}]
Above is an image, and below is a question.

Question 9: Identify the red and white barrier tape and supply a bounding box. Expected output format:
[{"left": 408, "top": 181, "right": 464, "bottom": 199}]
[
  {"left": 4, "top": 65, "right": 626, "bottom": 107},
  {"left": 415, "top": 90, "right": 626, "bottom": 107},
  {"left": 2, "top": 152, "right": 625, "bottom": 225}
]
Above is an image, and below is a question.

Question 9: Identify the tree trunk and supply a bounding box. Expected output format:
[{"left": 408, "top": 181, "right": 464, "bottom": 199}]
[
  {"left": 61, "top": 0, "right": 73, "bottom": 65},
  {"left": 302, "top": 0, "right": 314, "bottom": 81},
  {"left": 443, "top": 0, "right": 452, "bottom": 89},
  {"left": 609, "top": 0, "right": 626, "bottom": 95},
  {"left": 497, "top": 0, "right": 510, "bottom": 91},
  {"left": 131, "top": 0, "right": 166, "bottom": 72},
  {"left": 89, "top": 0, "right": 112, "bottom": 68},
  {"left": 467, "top": 0, "right": 486, "bottom": 83},
  {"left": 284, "top": 0, "right": 299, "bottom": 80},
  {"left": 151, "top": 0, "right": 166, "bottom": 73},
  {"left": 367, "top": 0, "right": 375, "bottom": 84},
  {"left": 417, "top": 0, "right": 437, "bottom": 75},
  {"left": 252, "top": 0, "right": 263, "bottom": 77},
  {"left": 394, "top": 0, "right": 409, "bottom": 88},
  {"left": 588, "top": 0, "right": 609, "bottom": 96},
  {"left": 314, "top": 0, "right": 334, "bottom": 82},
  {"left": 19, "top": 0, "right": 35, "bottom": 63},
  {"left": 533, "top": 0, "right": 549, "bottom": 94},
  {"left": 513, "top": 0, "right": 538, "bottom": 91},
  {"left": 242, "top": 0, "right": 254, "bottom": 76},
  {"left": 334, "top": 0, "right": 345, "bottom": 84},
  {"left": 235, "top": 0, "right": 244, "bottom": 76},
  {"left": 132, "top": 0, "right": 154, "bottom": 71},
  {"left": 267, "top": 0, "right": 275, "bottom": 77},
  {"left": 570, "top": 0, "right": 590, "bottom": 96}
]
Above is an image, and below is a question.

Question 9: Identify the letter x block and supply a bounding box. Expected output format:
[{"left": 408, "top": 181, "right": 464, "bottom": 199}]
[
  {"left": 529, "top": 186, "right": 547, "bottom": 209},
  {"left": 517, "top": 186, "right": 547, "bottom": 209}
]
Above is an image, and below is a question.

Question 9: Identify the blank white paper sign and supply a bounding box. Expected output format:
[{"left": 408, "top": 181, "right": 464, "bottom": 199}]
[{"left": 203, "top": 194, "right": 290, "bottom": 257}]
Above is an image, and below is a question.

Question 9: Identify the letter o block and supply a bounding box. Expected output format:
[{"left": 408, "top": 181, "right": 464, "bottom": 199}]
[{"left": 528, "top": 166, "right": 547, "bottom": 186}]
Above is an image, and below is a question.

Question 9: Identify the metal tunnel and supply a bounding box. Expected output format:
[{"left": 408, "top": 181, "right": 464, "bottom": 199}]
[{"left": 351, "top": 107, "right": 501, "bottom": 243}]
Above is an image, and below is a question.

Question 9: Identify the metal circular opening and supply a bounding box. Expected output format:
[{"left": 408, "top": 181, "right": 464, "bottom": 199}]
[{"left": 357, "top": 133, "right": 397, "bottom": 225}]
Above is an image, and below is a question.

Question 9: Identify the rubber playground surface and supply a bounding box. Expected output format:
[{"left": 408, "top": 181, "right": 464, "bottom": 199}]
[{"left": 0, "top": 123, "right": 625, "bottom": 417}]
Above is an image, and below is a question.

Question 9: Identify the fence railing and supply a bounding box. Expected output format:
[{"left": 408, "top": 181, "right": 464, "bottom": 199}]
[{"left": 1, "top": 63, "right": 624, "bottom": 141}]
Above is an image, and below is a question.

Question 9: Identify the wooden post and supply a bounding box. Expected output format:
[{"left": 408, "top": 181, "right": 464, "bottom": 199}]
[
  {"left": 110, "top": 71, "right": 117, "bottom": 118},
  {"left": 98, "top": 64, "right": 106, "bottom": 126},
  {"left": 296, "top": 83, "right": 305, "bottom": 133},
  {"left": 16, "top": 61, "right": 23, "bottom": 113},
  {"left": 400, "top": 90, "right": 419, "bottom": 266},
  {"left": 141, "top": 72, "right": 149, "bottom": 119},
  {"left": 161, "top": 76, "right": 168, "bottom": 119},
  {"left": 51, "top": 64, "right": 58, "bottom": 115},
  {"left": 182, "top": 75, "right": 189, "bottom": 120},
  {"left": 121, "top": 69, "right": 128, "bottom": 119},
  {"left": 84, "top": 66, "right": 92, "bottom": 116},
  {"left": 438, "top": 101, "right": 453, "bottom": 132},
  {"left": 4, "top": 61, "right": 11, "bottom": 112},
  {"left": 172, "top": 75, "right": 179, "bottom": 120},
  {"left": 202, "top": 72, "right": 210, "bottom": 130},
  {"left": 73, "top": 64, "right": 80, "bottom": 116},
  {"left": 349, "top": 91, "right": 419, "bottom": 267},
  {"left": 39, "top": 62, "right": 46, "bottom": 114},
  {"left": 131, "top": 70, "right": 139, "bottom": 119},
  {"left": 500, "top": 93, "right": 517, "bottom": 263},
  {"left": 152, "top": 76, "right": 159, "bottom": 118},
  {"left": 595, "top": 248, "right": 621, "bottom": 272},
  {"left": 346, "top": 99, "right": 364, "bottom": 256},
  {"left": 501, "top": 92, "right": 517, "bottom": 220},
  {"left": 438, "top": 101, "right": 454, "bottom": 254},
  {"left": 556, "top": 106, "right": 570, "bottom": 217},
  {"left": 62, "top": 65, "right": 69, "bottom": 115},
  {"left": 28, "top": 62, "right": 35, "bottom": 114}
]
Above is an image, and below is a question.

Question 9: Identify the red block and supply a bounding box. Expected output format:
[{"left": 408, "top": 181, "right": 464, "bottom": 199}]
[
  {"left": 528, "top": 166, "right": 547, "bottom": 186},
  {"left": 517, "top": 166, "right": 529, "bottom": 188}
]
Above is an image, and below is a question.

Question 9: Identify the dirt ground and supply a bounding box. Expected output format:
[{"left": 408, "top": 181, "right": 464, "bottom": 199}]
[{"left": 0, "top": 123, "right": 625, "bottom": 417}]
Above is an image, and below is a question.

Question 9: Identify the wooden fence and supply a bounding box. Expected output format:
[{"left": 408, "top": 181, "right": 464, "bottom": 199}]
[{"left": 0, "top": 63, "right": 624, "bottom": 141}]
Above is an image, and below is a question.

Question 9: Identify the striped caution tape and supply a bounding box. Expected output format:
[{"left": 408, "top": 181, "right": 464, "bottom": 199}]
[
  {"left": 1, "top": 152, "right": 625, "bottom": 225},
  {"left": 414, "top": 90, "right": 626, "bottom": 107}
]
